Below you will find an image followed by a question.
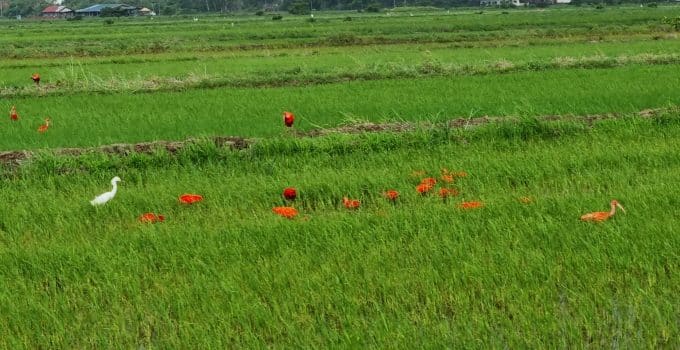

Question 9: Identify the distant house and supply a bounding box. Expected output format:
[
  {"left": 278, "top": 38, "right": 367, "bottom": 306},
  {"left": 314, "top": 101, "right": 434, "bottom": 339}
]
[
  {"left": 480, "top": 0, "right": 524, "bottom": 5},
  {"left": 41, "top": 5, "right": 74, "bottom": 18},
  {"left": 75, "top": 4, "right": 138, "bottom": 17},
  {"left": 138, "top": 7, "right": 156, "bottom": 16},
  {"left": 521, "top": 0, "right": 571, "bottom": 4}
]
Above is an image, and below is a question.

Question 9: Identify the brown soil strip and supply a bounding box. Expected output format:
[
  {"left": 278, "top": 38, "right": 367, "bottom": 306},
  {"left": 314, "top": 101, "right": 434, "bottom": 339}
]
[
  {"left": 0, "top": 136, "right": 253, "bottom": 168},
  {"left": 0, "top": 108, "right": 671, "bottom": 168}
]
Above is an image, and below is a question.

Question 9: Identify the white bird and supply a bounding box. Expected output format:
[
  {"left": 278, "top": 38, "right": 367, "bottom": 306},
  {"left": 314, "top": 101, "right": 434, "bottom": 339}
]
[{"left": 90, "top": 176, "right": 122, "bottom": 206}]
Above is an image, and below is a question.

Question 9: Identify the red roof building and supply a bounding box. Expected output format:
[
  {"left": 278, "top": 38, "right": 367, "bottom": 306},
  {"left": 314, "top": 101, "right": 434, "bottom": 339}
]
[{"left": 41, "top": 5, "right": 74, "bottom": 18}]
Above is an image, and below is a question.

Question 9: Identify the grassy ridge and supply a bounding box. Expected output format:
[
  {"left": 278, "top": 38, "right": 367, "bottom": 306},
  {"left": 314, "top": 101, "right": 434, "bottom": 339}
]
[
  {"left": 0, "top": 116, "right": 678, "bottom": 347},
  {"left": 2, "top": 39, "right": 680, "bottom": 87},
  {"left": 2, "top": 64, "right": 679, "bottom": 151}
]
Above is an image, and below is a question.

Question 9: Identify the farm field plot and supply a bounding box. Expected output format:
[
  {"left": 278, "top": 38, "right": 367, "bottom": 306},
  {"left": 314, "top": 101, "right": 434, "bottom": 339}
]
[
  {"left": 1, "top": 115, "right": 679, "bottom": 347},
  {"left": 1, "top": 5, "right": 679, "bottom": 347},
  {"left": 2, "top": 7, "right": 680, "bottom": 151}
]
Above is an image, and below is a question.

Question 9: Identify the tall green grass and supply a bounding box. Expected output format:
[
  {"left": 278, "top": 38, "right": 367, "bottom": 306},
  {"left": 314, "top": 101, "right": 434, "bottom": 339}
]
[
  {"left": 2, "top": 6, "right": 679, "bottom": 59},
  {"left": 2, "top": 39, "right": 680, "bottom": 88},
  {"left": 2, "top": 64, "right": 679, "bottom": 151},
  {"left": 0, "top": 116, "right": 678, "bottom": 347}
]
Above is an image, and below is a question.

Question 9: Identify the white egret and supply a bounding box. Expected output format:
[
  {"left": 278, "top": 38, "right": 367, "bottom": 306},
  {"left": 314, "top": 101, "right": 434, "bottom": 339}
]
[{"left": 90, "top": 176, "right": 122, "bottom": 206}]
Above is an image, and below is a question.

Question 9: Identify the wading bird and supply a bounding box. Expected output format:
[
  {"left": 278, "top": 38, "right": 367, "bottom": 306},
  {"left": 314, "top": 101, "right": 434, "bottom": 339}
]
[
  {"left": 273, "top": 206, "right": 298, "bottom": 219},
  {"left": 383, "top": 190, "right": 399, "bottom": 202},
  {"left": 343, "top": 197, "right": 360, "bottom": 209},
  {"left": 9, "top": 106, "right": 18, "bottom": 121},
  {"left": 283, "top": 187, "right": 297, "bottom": 201},
  {"left": 90, "top": 176, "right": 122, "bottom": 206},
  {"left": 179, "top": 194, "right": 203, "bottom": 204},
  {"left": 139, "top": 213, "right": 165, "bottom": 223},
  {"left": 31, "top": 73, "right": 40, "bottom": 86},
  {"left": 580, "top": 200, "right": 625, "bottom": 222},
  {"left": 283, "top": 111, "right": 295, "bottom": 127},
  {"left": 37, "top": 118, "right": 50, "bottom": 133}
]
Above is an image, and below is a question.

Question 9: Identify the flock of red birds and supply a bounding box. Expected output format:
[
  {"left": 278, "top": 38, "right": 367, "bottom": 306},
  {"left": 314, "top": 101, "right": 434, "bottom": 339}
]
[
  {"left": 8, "top": 74, "right": 50, "bottom": 133},
  {"left": 268, "top": 121, "right": 625, "bottom": 223},
  {"left": 11, "top": 76, "right": 626, "bottom": 224},
  {"left": 9, "top": 105, "right": 51, "bottom": 133},
  {"left": 272, "top": 168, "right": 499, "bottom": 220},
  {"left": 9, "top": 106, "right": 50, "bottom": 134},
  {"left": 138, "top": 194, "right": 204, "bottom": 223}
]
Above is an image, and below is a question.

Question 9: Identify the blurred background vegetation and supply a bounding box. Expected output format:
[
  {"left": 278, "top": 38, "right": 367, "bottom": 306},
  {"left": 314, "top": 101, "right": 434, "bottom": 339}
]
[{"left": 1, "top": 0, "right": 675, "bottom": 17}]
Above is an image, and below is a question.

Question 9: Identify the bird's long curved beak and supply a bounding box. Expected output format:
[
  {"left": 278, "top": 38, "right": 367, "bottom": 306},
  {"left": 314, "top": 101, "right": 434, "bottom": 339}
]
[{"left": 617, "top": 203, "right": 626, "bottom": 213}]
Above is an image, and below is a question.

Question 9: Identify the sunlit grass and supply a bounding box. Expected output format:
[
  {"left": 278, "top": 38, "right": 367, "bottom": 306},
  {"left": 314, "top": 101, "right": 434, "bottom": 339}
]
[
  {"left": 1, "top": 7, "right": 679, "bottom": 347},
  {"left": 0, "top": 117, "right": 678, "bottom": 347},
  {"left": 2, "top": 64, "right": 679, "bottom": 151}
]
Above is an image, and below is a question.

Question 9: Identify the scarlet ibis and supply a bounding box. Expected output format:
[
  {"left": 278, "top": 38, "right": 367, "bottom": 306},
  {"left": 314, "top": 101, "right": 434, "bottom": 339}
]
[
  {"left": 458, "top": 201, "right": 483, "bottom": 209},
  {"left": 9, "top": 106, "right": 18, "bottom": 121},
  {"left": 283, "top": 187, "right": 297, "bottom": 201},
  {"left": 416, "top": 183, "right": 433, "bottom": 195},
  {"left": 439, "top": 188, "right": 459, "bottom": 199},
  {"left": 273, "top": 206, "right": 298, "bottom": 219},
  {"left": 139, "top": 213, "right": 165, "bottom": 223},
  {"left": 179, "top": 194, "right": 203, "bottom": 204},
  {"left": 31, "top": 73, "right": 40, "bottom": 86},
  {"left": 580, "top": 200, "right": 625, "bottom": 222},
  {"left": 37, "top": 118, "right": 50, "bottom": 133},
  {"left": 283, "top": 111, "right": 295, "bottom": 127},
  {"left": 342, "top": 197, "right": 360, "bottom": 209},
  {"left": 383, "top": 190, "right": 399, "bottom": 201}
]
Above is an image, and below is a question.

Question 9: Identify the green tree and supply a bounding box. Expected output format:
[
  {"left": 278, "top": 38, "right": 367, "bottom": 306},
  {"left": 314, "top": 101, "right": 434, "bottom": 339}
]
[{"left": 288, "top": 0, "right": 310, "bottom": 14}]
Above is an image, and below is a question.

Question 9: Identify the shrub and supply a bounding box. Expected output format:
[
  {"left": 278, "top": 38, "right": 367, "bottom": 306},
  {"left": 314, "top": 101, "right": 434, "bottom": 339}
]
[
  {"left": 662, "top": 16, "right": 680, "bottom": 31},
  {"left": 365, "top": 3, "right": 382, "bottom": 12},
  {"left": 646, "top": 2, "right": 657, "bottom": 7},
  {"left": 104, "top": 19, "right": 114, "bottom": 25},
  {"left": 272, "top": 14, "right": 283, "bottom": 20},
  {"left": 343, "top": 16, "right": 352, "bottom": 21},
  {"left": 288, "top": 0, "right": 310, "bottom": 15},
  {"left": 67, "top": 15, "right": 83, "bottom": 21},
  {"left": 325, "top": 33, "right": 361, "bottom": 45},
  {"left": 255, "top": 10, "right": 264, "bottom": 15}
]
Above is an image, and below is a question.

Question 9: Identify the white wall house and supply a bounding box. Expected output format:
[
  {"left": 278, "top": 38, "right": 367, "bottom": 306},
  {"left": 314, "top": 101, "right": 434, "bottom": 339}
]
[{"left": 480, "top": 0, "right": 524, "bottom": 6}]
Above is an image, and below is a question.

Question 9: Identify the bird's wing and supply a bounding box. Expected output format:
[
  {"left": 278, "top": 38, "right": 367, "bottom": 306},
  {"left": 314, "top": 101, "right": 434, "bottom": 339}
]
[{"left": 90, "top": 191, "right": 113, "bottom": 205}]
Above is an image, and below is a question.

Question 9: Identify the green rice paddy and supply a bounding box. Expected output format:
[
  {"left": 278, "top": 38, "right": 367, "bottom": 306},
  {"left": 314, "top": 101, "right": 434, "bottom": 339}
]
[{"left": 0, "top": 5, "right": 678, "bottom": 347}]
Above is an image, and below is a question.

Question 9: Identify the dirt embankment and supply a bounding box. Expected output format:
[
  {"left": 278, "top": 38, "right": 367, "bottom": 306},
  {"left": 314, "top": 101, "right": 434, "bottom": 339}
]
[
  {"left": 0, "top": 108, "right": 670, "bottom": 168},
  {"left": 0, "top": 136, "right": 253, "bottom": 168}
]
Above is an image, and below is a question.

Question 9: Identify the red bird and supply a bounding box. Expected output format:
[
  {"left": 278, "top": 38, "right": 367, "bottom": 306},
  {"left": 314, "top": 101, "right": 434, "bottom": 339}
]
[
  {"left": 342, "top": 197, "right": 360, "bottom": 209},
  {"left": 31, "top": 73, "right": 40, "bottom": 86},
  {"left": 37, "top": 118, "right": 50, "bottom": 133},
  {"left": 283, "top": 111, "right": 295, "bottom": 127},
  {"left": 139, "top": 213, "right": 165, "bottom": 223},
  {"left": 283, "top": 187, "right": 297, "bottom": 201},
  {"left": 9, "top": 106, "right": 19, "bottom": 121},
  {"left": 458, "top": 201, "right": 484, "bottom": 209},
  {"left": 580, "top": 200, "right": 625, "bottom": 222},
  {"left": 179, "top": 194, "right": 203, "bottom": 204},
  {"left": 273, "top": 206, "right": 298, "bottom": 219},
  {"left": 383, "top": 190, "right": 399, "bottom": 202}
]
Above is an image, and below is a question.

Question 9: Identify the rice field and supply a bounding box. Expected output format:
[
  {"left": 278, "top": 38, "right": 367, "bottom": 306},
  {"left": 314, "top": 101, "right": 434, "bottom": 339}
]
[{"left": 1, "top": 5, "right": 679, "bottom": 348}]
